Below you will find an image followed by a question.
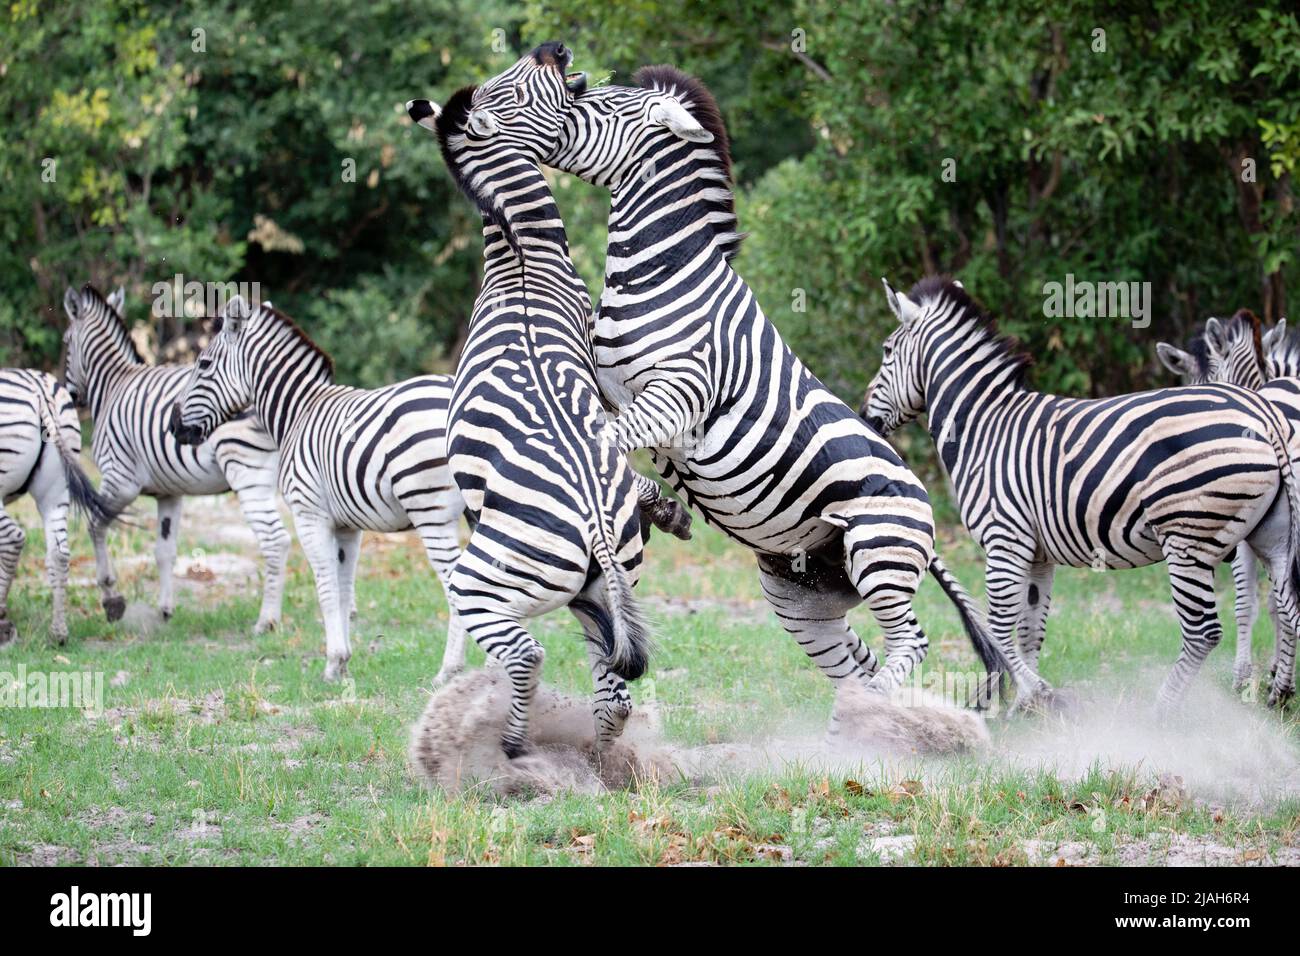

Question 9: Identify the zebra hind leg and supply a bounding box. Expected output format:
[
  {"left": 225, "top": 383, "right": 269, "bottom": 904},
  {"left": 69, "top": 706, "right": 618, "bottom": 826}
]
[
  {"left": 571, "top": 594, "right": 633, "bottom": 750},
  {"left": 1244, "top": 515, "right": 1299, "bottom": 707},
  {"left": 1156, "top": 548, "right": 1222, "bottom": 714},
  {"left": 90, "top": 480, "right": 134, "bottom": 622},
  {"left": 0, "top": 509, "right": 26, "bottom": 645},
  {"left": 31, "top": 455, "right": 72, "bottom": 644},
  {"left": 757, "top": 552, "right": 877, "bottom": 693},
  {"left": 413, "top": 518, "right": 467, "bottom": 688},
  {"left": 1229, "top": 544, "right": 1259, "bottom": 691}
]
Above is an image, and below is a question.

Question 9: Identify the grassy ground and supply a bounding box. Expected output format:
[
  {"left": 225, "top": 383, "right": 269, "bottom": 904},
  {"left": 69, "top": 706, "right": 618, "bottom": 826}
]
[{"left": 0, "top": 491, "right": 1297, "bottom": 867}]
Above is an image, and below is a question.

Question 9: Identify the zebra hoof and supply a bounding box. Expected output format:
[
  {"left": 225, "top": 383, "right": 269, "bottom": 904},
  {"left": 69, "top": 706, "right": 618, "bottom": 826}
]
[
  {"left": 430, "top": 666, "right": 461, "bottom": 690},
  {"left": 50, "top": 628, "right": 68, "bottom": 647},
  {"left": 649, "top": 498, "right": 692, "bottom": 541},
  {"left": 1231, "top": 669, "right": 1253, "bottom": 694},
  {"left": 501, "top": 736, "right": 530, "bottom": 759},
  {"left": 103, "top": 596, "right": 126, "bottom": 622},
  {"left": 323, "top": 657, "right": 349, "bottom": 682},
  {"left": 252, "top": 617, "right": 279, "bottom": 636},
  {"left": 160, "top": 607, "right": 174, "bottom": 622},
  {"left": 1267, "top": 684, "right": 1294, "bottom": 709},
  {"left": 0, "top": 620, "right": 15, "bottom": 646},
  {"left": 1008, "top": 684, "right": 1056, "bottom": 717}
]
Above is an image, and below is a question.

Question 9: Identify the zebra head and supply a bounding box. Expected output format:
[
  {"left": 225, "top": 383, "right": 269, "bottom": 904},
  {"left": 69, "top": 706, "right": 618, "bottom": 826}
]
[
  {"left": 1157, "top": 309, "right": 1267, "bottom": 388},
  {"left": 861, "top": 278, "right": 930, "bottom": 436},
  {"left": 171, "top": 296, "right": 254, "bottom": 445},
  {"left": 406, "top": 42, "right": 587, "bottom": 258},
  {"left": 542, "top": 66, "right": 717, "bottom": 188},
  {"left": 61, "top": 283, "right": 132, "bottom": 408},
  {"left": 1263, "top": 317, "right": 1291, "bottom": 379}
]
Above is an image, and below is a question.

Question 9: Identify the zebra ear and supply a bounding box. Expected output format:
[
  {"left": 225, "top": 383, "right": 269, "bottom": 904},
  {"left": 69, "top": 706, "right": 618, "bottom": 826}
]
[
  {"left": 221, "top": 295, "right": 252, "bottom": 336},
  {"left": 1156, "top": 342, "right": 1194, "bottom": 377},
  {"left": 881, "top": 278, "right": 919, "bottom": 327},
  {"left": 649, "top": 100, "right": 713, "bottom": 143},
  {"left": 1264, "top": 318, "right": 1287, "bottom": 353},
  {"left": 406, "top": 99, "right": 441, "bottom": 131},
  {"left": 1204, "top": 317, "right": 1227, "bottom": 356},
  {"left": 63, "top": 286, "right": 80, "bottom": 322},
  {"left": 468, "top": 108, "right": 498, "bottom": 138},
  {"left": 107, "top": 286, "right": 125, "bottom": 315}
]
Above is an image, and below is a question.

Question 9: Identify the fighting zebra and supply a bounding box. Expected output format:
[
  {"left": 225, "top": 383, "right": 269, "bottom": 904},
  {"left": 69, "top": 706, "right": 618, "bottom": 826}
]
[
  {"left": 0, "top": 369, "right": 117, "bottom": 645},
  {"left": 62, "top": 284, "right": 290, "bottom": 632},
  {"left": 524, "top": 66, "right": 1004, "bottom": 702},
  {"left": 170, "top": 296, "right": 467, "bottom": 684},
  {"left": 1157, "top": 309, "right": 1300, "bottom": 691},
  {"left": 863, "top": 277, "right": 1300, "bottom": 709},
  {"left": 405, "top": 43, "right": 666, "bottom": 757}
]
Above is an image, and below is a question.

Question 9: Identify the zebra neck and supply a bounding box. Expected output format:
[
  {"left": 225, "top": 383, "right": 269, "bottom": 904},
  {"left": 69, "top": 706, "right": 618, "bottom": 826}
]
[
  {"left": 247, "top": 326, "right": 332, "bottom": 445},
  {"left": 82, "top": 325, "right": 141, "bottom": 420},
  {"left": 604, "top": 157, "right": 734, "bottom": 285},
  {"left": 925, "top": 352, "right": 1029, "bottom": 476}
]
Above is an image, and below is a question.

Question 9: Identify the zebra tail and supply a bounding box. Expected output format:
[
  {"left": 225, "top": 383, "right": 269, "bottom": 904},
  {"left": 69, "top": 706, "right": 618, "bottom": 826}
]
[
  {"left": 33, "top": 380, "right": 121, "bottom": 529},
  {"left": 590, "top": 540, "right": 651, "bottom": 682},
  {"left": 927, "top": 554, "right": 1010, "bottom": 707}
]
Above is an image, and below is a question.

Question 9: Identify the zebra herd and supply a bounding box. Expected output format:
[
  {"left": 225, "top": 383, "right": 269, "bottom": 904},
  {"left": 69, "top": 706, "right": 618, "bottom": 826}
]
[{"left": 2, "top": 43, "right": 1297, "bottom": 761}]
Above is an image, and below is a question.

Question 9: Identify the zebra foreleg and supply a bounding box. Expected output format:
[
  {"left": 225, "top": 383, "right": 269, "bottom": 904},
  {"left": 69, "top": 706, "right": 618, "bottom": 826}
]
[
  {"left": 154, "top": 496, "right": 182, "bottom": 620},
  {"left": 634, "top": 473, "right": 692, "bottom": 540},
  {"left": 1156, "top": 551, "right": 1222, "bottom": 713},
  {"left": 294, "top": 515, "right": 351, "bottom": 681},
  {"left": 757, "top": 554, "right": 878, "bottom": 687},
  {"left": 32, "top": 456, "right": 72, "bottom": 644},
  {"left": 0, "top": 509, "right": 26, "bottom": 645},
  {"left": 229, "top": 476, "right": 291, "bottom": 635},
  {"left": 1229, "top": 545, "right": 1260, "bottom": 691}
]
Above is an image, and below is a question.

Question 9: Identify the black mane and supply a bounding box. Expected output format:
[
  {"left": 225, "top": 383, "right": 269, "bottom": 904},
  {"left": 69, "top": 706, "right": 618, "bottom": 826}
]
[
  {"left": 908, "top": 276, "right": 1033, "bottom": 384},
  {"left": 632, "top": 65, "right": 743, "bottom": 260},
  {"left": 213, "top": 303, "right": 334, "bottom": 380},
  {"left": 81, "top": 283, "right": 145, "bottom": 364}
]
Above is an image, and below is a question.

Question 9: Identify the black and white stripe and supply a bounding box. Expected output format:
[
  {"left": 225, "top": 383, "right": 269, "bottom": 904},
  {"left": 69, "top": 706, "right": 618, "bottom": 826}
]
[
  {"left": 1159, "top": 309, "right": 1300, "bottom": 694},
  {"left": 62, "top": 284, "right": 289, "bottom": 631},
  {"left": 0, "top": 369, "right": 116, "bottom": 645},
  {"left": 535, "top": 67, "right": 1005, "bottom": 703},
  {"left": 407, "top": 44, "right": 652, "bottom": 757},
  {"left": 171, "top": 297, "right": 467, "bottom": 684},
  {"left": 865, "top": 277, "right": 1300, "bottom": 709}
]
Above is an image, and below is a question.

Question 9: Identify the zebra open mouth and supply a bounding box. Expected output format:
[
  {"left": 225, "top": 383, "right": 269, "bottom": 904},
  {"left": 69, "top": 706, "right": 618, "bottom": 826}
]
[{"left": 565, "top": 71, "right": 587, "bottom": 96}]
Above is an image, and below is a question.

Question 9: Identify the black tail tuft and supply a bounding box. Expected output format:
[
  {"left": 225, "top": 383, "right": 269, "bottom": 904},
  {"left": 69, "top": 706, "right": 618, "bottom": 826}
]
[
  {"left": 928, "top": 555, "right": 1009, "bottom": 707},
  {"left": 60, "top": 451, "right": 121, "bottom": 528}
]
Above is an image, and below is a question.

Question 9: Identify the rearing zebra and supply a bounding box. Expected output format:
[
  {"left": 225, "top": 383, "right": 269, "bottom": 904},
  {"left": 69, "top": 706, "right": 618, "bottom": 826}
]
[
  {"left": 0, "top": 369, "right": 117, "bottom": 645},
  {"left": 528, "top": 66, "right": 1005, "bottom": 701},
  {"left": 1157, "top": 309, "right": 1300, "bottom": 694},
  {"left": 62, "top": 284, "right": 290, "bottom": 632},
  {"left": 170, "top": 296, "right": 467, "bottom": 684},
  {"left": 406, "top": 43, "right": 654, "bottom": 757},
  {"left": 863, "top": 277, "right": 1300, "bottom": 708}
]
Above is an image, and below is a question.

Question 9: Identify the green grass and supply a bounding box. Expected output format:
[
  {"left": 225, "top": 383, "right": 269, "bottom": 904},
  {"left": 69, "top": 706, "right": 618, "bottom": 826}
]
[{"left": 0, "top": 496, "right": 1297, "bottom": 866}]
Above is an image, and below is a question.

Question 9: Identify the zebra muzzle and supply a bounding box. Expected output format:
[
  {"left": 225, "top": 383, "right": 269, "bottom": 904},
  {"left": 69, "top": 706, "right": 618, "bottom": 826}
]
[{"left": 168, "top": 403, "right": 204, "bottom": 445}]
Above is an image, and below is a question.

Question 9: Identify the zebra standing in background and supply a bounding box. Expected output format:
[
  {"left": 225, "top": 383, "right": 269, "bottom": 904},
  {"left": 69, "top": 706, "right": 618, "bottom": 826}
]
[
  {"left": 1157, "top": 309, "right": 1300, "bottom": 689},
  {"left": 62, "top": 284, "right": 290, "bottom": 632},
  {"left": 0, "top": 369, "right": 117, "bottom": 645},
  {"left": 171, "top": 296, "right": 468, "bottom": 684},
  {"left": 406, "top": 43, "right": 664, "bottom": 757},
  {"left": 863, "top": 277, "right": 1300, "bottom": 708},
  {"left": 526, "top": 67, "right": 1005, "bottom": 701}
]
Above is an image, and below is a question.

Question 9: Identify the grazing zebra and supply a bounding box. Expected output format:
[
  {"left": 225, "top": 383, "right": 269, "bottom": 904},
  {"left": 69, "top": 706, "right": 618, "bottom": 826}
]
[
  {"left": 405, "top": 43, "right": 660, "bottom": 757},
  {"left": 525, "top": 66, "right": 1005, "bottom": 701},
  {"left": 170, "top": 296, "right": 467, "bottom": 684},
  {"left": 1157, "top": 309, "right": 1300, "bottom": 690},
  {"left": 61, "top": 284, "right": 290, "bottom": 632},
  {"left": 863, "top": 277, "right": 1300, "bottom": 708},
  {"left": 0, "top": 369, "right": 117, "bottom": 645}
]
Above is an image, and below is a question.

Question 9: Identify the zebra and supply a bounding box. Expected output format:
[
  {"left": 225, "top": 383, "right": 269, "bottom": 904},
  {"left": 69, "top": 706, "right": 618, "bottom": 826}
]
[
  {"left": 522, "top": 66, "right": 1006, "bottom": 703},
  {"left": 0, "top": 369, "right": 117, "bottom": 646},
  {"left": 170, "top": 296, "right": 468, "bottom": 685},
  {"left": 863, "top": 276, "right": 1300, "bottom": 709},
  {"left": 1157, "top": 309, "right": 1300, "bottom": 690},
  {"left": 61, "top": 284, "right": 290, "bottom": 632},
  {"left": 404, "top": 43, "right": 664, "bottom": 757}
]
